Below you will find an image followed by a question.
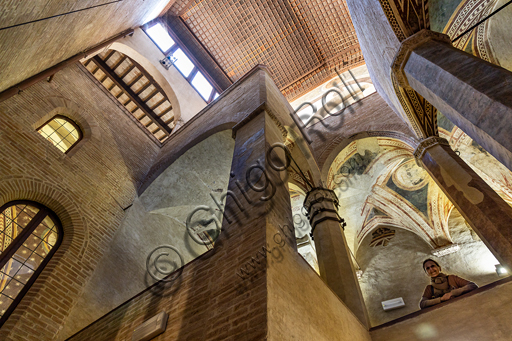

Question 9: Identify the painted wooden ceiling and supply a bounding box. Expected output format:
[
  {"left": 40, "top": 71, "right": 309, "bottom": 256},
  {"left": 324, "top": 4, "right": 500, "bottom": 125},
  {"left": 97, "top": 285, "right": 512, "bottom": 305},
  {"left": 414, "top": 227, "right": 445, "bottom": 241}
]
[{"left": 165, "top": 0, "right": 364, "bottom": 101}]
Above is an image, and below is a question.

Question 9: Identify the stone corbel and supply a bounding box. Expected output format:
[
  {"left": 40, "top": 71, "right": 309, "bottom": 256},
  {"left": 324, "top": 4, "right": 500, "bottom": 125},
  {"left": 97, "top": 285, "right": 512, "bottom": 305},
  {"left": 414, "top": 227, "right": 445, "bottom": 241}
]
[{"left": 391, "top": 29, "right": 452, "bottom": 89}]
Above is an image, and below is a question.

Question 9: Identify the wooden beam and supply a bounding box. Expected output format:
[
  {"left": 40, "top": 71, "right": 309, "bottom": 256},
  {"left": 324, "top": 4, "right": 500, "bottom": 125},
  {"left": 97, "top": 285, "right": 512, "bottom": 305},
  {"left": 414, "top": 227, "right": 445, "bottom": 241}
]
[
  {"left": 158, "top": 105, "right": 173, "bottom": 118},
  {"left": 135, "top": 81, "right": 152, "bottom": 95},
  {"left": 93, "top": 56, "right": 172, "bottom": 136},
  {"left": 149, "top": 97, "right": 167, "bottom": 110},
  {"left": 103, "top": 49, "right": 116, "bottom": 63},
  {"left": 164, "top": 116, "right": 174, "bottom": 125},
  {"left": 111, "top": 55, "right": 128, "bottom": 70},
  {"left": 127, "top": 72, "right": 144, "bottom": 87},
  {"left": 129, "top": 58, "right": 171, "bottom": 103},
  {"left": 142, "top": 88, "right": 159, "bottom": 103},
  {"left": 119, "top": 63, "right": 136, "bottom": 79}
]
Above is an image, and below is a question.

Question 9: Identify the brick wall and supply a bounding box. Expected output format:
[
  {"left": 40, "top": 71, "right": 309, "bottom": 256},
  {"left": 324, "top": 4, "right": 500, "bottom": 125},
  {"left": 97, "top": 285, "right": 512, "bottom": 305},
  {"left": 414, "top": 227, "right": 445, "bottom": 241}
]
[
  {"left": 67, "top": 111, "right": 276, "bottom": 341},
  {"left": 0, "top": 63, "right": 160, "bottom": 340},
  {"left": 0, "top": 65, "right": 400, "bottom": 340},
  {"left": 64, "top": 68, "right": 373, "bottom": 341}
]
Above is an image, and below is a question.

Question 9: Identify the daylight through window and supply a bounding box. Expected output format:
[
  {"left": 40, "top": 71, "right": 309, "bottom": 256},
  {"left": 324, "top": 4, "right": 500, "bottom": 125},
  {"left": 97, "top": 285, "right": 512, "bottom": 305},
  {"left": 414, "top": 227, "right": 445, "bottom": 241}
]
[
  {"left": 0, "top": 201, "right": 62, "bottom": 326},
  {"left": 37, "top": 115, "right": 82, "bottom": 153}
]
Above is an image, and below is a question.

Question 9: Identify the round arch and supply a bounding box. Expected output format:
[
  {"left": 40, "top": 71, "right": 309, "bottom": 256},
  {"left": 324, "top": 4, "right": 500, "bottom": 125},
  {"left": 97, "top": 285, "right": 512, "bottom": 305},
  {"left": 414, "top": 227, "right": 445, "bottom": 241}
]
[
  {"left": 0, "top": 200, "right": 63, "bottom": 327},
  {"left": 0, "top": 178, "right": 88, "bottom": 262},
  {"left": 0, "top": 178, "right": 88, "bottom": 336},
  {"left": 32, "top": 96, "right": 103, "bottom": 157},
  {"left": 319, "top": 130, "right": 418, "bottom": 183}
]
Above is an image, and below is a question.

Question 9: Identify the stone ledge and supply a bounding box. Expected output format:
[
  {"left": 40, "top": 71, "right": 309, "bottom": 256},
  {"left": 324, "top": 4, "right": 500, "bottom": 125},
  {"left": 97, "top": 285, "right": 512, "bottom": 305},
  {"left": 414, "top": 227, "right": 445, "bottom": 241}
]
[{"left": 369, "top": 276, "right": 512, "bottom": 331}]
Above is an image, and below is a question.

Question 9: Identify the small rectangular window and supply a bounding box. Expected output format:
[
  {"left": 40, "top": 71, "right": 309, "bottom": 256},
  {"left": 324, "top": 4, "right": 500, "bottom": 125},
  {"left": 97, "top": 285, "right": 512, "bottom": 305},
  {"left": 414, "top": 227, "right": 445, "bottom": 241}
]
[
  {"left": 173, "top": 49, "right": 195, "bottom": 77},
  {"left": 146, "top": 24, "right": 175, "bottom": 52},
  {"left": 191, "top": 72, "right": 213, "bottom": 101}
]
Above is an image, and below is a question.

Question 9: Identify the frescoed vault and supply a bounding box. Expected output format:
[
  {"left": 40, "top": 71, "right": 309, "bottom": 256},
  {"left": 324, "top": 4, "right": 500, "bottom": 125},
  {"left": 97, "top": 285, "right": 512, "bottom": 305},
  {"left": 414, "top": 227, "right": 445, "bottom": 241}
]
[
  {"left": 430, "top": 0, "right": 512, "bottom": 70},
  {"left": 327, "top": 137, "right": 455, "bottom": 254}
]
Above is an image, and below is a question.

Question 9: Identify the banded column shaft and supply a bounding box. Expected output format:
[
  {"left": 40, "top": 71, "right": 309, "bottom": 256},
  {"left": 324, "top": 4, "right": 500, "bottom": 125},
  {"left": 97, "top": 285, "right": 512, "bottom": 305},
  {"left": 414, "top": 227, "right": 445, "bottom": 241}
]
[
  {"left": 415, "top": 137, "right": 512, "bottom": 269},
  {"left": 305, "top": 188, "right": 369, "bottom": 327},
  {"left": 393, "top": 29, "right": 512, "bottom": 171}
]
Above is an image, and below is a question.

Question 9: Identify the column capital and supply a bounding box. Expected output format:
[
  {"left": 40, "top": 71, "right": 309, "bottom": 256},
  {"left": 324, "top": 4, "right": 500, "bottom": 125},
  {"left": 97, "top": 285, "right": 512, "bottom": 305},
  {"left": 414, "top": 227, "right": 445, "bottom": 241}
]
[
  {"left": 413, "top": 136, "right": 450, "bottom": 162},
  {"left": 391, "top": 29, "right": 452, "bottom": 89},
  {"left": 303, "top": 187, "right": 345, "bottom": 233}
]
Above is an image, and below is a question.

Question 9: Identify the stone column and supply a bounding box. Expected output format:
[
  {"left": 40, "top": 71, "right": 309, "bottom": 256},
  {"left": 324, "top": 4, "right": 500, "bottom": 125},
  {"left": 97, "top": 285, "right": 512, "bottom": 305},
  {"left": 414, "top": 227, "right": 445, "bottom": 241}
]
[
  {"left": 304, "top": 188, "right": 369, "bottom": 327},
  {"left": 392, "top": 29, "right": 512, "bottom": 171},
  {"left": 415, "top": 137, "right": 512, "bottom": 269}
]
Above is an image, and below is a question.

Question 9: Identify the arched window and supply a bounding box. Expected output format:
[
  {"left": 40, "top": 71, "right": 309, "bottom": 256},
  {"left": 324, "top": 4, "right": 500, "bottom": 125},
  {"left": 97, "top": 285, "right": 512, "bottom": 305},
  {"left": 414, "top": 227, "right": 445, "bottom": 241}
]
[
  {"left": 37, "top": 115, "right": 83, "bottom": 153},
  {"left": 0, "top": 201, "right": 62, "bottom": 326}
]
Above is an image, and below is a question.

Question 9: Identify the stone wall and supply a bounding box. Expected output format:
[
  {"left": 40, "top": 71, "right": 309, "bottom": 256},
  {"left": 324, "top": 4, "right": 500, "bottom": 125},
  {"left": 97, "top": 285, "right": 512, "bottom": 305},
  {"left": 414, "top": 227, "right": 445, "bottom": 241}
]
[{"left": 0, "top": 63, "right": 161, "bottom": 340}]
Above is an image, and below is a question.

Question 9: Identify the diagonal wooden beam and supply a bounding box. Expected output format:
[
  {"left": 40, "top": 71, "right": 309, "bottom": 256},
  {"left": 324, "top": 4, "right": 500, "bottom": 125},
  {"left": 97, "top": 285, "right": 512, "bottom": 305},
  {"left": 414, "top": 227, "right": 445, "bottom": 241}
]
[
  {"left": 135, "top": 81, "right": 152, "bottom": 95},
  {"left": 158, "top": 105, "right": 173, "bottom": 118},
  {"left": 103, "top": 49, "right": 116, "bottom": 63},
  {"left": 111, "top": 55, "right": 128, "bottom": 71},
  {"left": 127, "top": 72, "right": 144, "bottom": 87},
  {"left": 149, "top": 97, "right": 167, "bottom": 110},
  {"left": 92, "top": 56, "right": 172, "bottom": 136},
  {"left": 118, "top": 63, "right": 136, "bottom": 79}
]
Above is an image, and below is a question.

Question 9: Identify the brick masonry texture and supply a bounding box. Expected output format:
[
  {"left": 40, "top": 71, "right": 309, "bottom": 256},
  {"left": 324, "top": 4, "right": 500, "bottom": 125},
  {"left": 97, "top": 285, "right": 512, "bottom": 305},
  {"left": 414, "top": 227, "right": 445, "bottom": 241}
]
[
  {"left": 65, "top": 67, "right": 374, "bottom": 341},
  {"left": 67, "top": 111, "right": 276, "bottom": 341},
  {"left": 0, "top": 63, "right": 160, "bottom": 341},
  {"left": 0, "top": 65, "right": 396, "bottom": 340}
]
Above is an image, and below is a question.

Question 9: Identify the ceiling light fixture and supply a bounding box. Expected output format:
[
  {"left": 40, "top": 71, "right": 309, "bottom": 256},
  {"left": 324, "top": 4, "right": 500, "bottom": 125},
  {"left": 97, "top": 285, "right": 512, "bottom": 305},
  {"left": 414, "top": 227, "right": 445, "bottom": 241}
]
[{"left": 496, "top": 264, "right": 508, "bottom": 276}]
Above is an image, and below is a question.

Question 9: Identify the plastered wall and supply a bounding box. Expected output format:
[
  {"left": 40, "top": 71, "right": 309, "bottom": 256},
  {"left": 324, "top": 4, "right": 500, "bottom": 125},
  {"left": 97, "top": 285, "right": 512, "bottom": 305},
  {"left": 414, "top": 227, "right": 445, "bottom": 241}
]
[{"left": 59, "top": 130, "right": 235, "bottom": 339}]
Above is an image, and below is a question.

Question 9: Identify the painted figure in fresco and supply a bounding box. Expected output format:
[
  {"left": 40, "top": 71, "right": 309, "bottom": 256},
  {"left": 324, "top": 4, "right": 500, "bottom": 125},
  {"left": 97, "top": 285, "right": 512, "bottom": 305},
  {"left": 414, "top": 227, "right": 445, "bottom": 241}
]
[{"left": 419, "top": 259, "right": 478, "bottom": 309}]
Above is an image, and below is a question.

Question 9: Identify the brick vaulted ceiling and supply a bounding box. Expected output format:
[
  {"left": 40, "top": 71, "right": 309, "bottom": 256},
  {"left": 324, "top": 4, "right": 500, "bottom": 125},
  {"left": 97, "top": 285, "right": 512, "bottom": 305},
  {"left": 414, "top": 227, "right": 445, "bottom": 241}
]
[{"left": 165, "top": 0, "right": 364, "bottom": 101}]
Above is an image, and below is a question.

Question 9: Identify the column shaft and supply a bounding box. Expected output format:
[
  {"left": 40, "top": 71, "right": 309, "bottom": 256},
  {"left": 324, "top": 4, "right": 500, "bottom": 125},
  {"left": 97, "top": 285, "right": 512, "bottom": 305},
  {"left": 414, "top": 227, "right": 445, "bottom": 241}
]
[
  {"left": 416, "top": 138, "right": 512, "bottom": 268},
  {"left": 398, "top": 30, "right": 512, "bottom": 171},
  {"left": 306, "top": 189, "right": 369, "bottom": 327}
]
